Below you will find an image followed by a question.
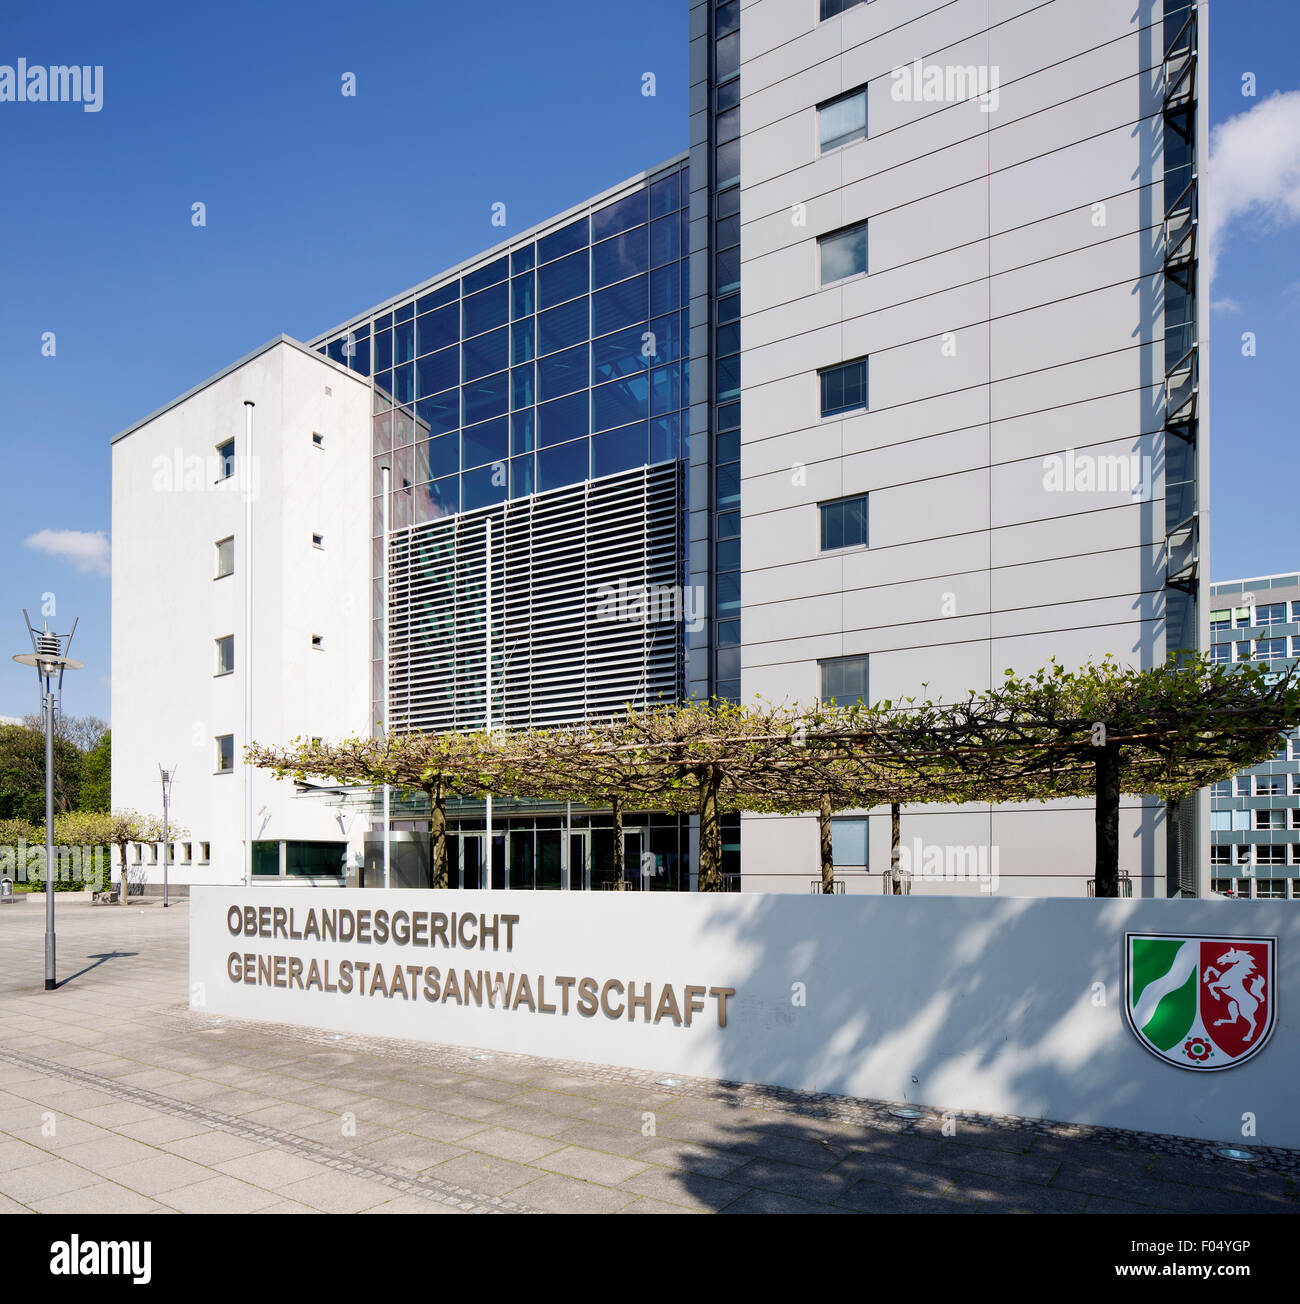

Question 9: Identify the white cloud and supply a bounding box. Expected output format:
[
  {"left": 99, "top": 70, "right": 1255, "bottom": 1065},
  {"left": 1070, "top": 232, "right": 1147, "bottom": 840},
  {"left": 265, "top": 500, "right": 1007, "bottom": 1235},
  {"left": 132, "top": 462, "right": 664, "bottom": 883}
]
[
  {"left": 24, "top": 529, "right": 111, "bottom": 576},
  {"left": 1207, "top": 90, "right": 1300, "bottom": 284},
  {"left": 1210, "top": 297, "right": 1241, "bottom": 313}
]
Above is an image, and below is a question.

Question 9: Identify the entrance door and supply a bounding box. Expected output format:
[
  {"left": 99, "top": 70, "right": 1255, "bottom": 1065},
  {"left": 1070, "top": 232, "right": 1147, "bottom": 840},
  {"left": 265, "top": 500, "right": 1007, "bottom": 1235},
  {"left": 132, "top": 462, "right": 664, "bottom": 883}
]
[
  {"left": 568, "top": 831, "right": 589, "bottom": 890},
  {"left": 624, "top": 828, "right": 647, "bottom": 890},
  {"left": 460, "top": 834, "right": 484, "bottom": 890}
]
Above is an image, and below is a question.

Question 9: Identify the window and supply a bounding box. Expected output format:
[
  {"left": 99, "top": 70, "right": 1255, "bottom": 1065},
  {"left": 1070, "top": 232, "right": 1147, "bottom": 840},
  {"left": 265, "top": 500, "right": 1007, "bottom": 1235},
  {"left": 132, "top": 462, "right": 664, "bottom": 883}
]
[
  {"left": 1255, "top": 773, "right": 1285, "bottom": 795},
  {"left": 1210, "top": 846, "right": 1230, "bottom": 866},
  {"left": 1234, "top": 776, "right": 1251, "bottom": 796},
  {"left": 1256, "top": 876, "right": 1285, "bottom": 895},
  {"left": 1292, "top": 601, "right": 1300, "bottom": 622},
  {"left": 1292, "top": 636, "right": 1300, "bottom": 658},
  {"left": 181, "top": 842, "right": 191, "bottom": 863},
  {"left": 217, "top": 439, "right": 235, "bottom": 480},
  {"left": 215, "top": 635, "right": 234, "bottom": 676},
  {"left": 215, "top": 536, "right": 234, "bottom": 579},
  {"left": 820, "top": 494, "right": 869, "bottom": 550},
  {"left": 1254, "top": 809, "right": 1283, "bottom": 830},
  {"left": 1235, "top": 642, "right": 1252, "bottom": 662},
  {"left": 312, "top": 532, "right": 324, "bottom": 549},
  {"left": 200, "top": 842, "right": 210, "bottom": 864},
  {"left": 1291, "top": 774, "right": 1300, "bottom": 796},
  {"left": 1234, "top": 607, "right": 1251, "bottom": 628},
  {"left": 831, "top": 818, "right": 869, "bottom": 868},
  {"left": 149, "top": 844, "right": 158, "bottom": 863},
  {"left": 1258, "top": 847, "right": 1285, "bottom": 869},
  {"left": 1211, "top": 780, "right": 1232, "bottom": 799},
  {"left": 821, "top": 654, "right": 869, "bottom": 705},
  {"left": 820, "top": 358, "right": 869, "bottom": 416},
  {"left": 819, "top": 221, "right": 868, "bottom": 284},
  {"left": 1257, "top": 638, "right": 1287, "bottom": 663},
  {"left": 216, "top": 734, "right": 234, "bottom": 773},
  {"left": 819, "top": 85, "right": 867, "bottom": 152},
  {"left": 311, "top": 634, "right": 324, "bottom": 650},
  {"left": 1291, "top": 737, "right": 1300, "bottom": 761},
  {"left": 1209, "top": 609, "right": 1230, "bottom": 633},
  {"left": 820, "top": 0, "right": 867, "bottom": 18},
  {"left": 1211, "top": 879, "right": 1234, "bottom": 896},
  {"left": 1257, "top": 603, "right": 1286, "bottom": 626},
  {"left": 312, "top": 432, "right": 324, "bottom": 448},
  {"left": 1209, "top": 643, "right": 1231, "bottom": 664},
  {"left": 132, "top": 843, "right": 141, "bottom": 864}
]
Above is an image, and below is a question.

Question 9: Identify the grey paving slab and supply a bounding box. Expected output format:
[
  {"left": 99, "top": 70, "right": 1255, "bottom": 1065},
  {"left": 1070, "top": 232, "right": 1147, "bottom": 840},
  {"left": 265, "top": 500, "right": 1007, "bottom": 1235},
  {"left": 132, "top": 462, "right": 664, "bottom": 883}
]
[
  {"left": 537, "top": 1144, "right": 650, "bottom": 1185},
  {"left": 836, "top": 1179, "right": 978, "bottom": 1215},
  {"left": 947, "top": 1170, "right": 1091, "bottom": 1213},
  {"left": 359, "top": 1195, "right": 463, "bottom": 1214},
  {"left": 100, "top": 1152, "right": 218, "bottom": 1196},
  {"left": 633, "top": 1138, "right": 751, "bottom": 1178},
  {"left": 0, "top": 1157, "right": 101, "bottom": 1202},
  {"left": 513, "top": 1173, "right": 640, "bottom": 1214},
  {"left": 274, "top": 1170, "right": 411, "bottom": 1213},
  {"left": 728, "top": 1156, "right": 856, "bottom": 1204},
  {"left": 930, "top": 1142, "right": 1063, "bottom": 1184},
  {"left": 213, "top": 1149, "right": 334, "bottom": 1189},
  {"left": 458, "top": 1126, "right": 565, "bottom": 1164},
  {"left": 551, "top": 1121, "right": 661, "bottom": 1157},
  {"left": 155, "top": 1174, "right": 283, "bottom": 1213},
  {"left": 425, "top": 1151, "right": 540, "bottom": 1197},
  {"left": 349, "top": 1133, "right": 468, "bottom": 1173},
  {"left": 618, "top": 1166, "right": 746, "bottom": 1212},
  {"left": 161, "top": 1131, "right": 269, "bottom": 1165},
  {"left": 1049, "top": 1163, "right": 1194, "bottom": 1211},
  {"left": 721, "top": 1188, "right": 855, "bottom": 1214},
  {"left": 28, "top": 1181, "right": 164, "bottom": 1214}
]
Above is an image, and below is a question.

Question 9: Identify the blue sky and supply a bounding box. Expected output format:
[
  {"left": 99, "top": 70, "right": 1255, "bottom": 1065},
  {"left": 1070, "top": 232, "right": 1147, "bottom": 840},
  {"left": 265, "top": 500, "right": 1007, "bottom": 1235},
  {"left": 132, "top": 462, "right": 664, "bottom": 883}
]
[{"left": 0, "top": 0, "right": 1296, "bottom": 722}]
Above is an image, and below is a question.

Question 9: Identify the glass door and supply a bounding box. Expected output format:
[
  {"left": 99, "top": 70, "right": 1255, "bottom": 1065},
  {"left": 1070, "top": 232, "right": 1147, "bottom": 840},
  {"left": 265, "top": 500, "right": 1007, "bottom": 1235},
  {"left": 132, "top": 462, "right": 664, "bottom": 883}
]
[
  {"left": 460, "top": 834, "right": 483, "bottom": 890},
  {"left": 568, "top": 831, "right": 590, "bottom": 890}
]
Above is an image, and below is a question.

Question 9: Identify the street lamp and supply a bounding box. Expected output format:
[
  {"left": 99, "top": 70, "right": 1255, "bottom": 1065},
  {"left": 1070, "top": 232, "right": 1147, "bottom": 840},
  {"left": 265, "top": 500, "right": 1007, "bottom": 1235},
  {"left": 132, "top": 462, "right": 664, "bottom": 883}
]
[
  {"left": 12, "top": 610, "right": 82, "bottom": 991},
  {"left": 158, "top": 764, "right": 177, "bottom": 908}
]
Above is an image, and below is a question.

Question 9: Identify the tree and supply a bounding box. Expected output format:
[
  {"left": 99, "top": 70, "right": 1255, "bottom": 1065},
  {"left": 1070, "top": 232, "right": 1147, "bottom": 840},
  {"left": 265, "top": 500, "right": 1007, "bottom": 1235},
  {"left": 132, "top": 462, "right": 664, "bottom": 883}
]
[
  {"left": 80, "top": 729, "right": 110, "bottom": 812},
  {"left": 0, "top": 722, "right": 83, "bottom": 821}
]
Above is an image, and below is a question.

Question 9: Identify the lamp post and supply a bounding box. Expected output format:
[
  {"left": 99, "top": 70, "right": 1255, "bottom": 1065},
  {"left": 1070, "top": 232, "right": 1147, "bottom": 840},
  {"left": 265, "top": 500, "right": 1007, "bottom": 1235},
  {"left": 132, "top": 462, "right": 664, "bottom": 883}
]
[
  {"left": 159, "top": 765, "right": 176, "bottom": 907},
  {"left": 13, "top": 610, "right": 82, "bottom": 991}
]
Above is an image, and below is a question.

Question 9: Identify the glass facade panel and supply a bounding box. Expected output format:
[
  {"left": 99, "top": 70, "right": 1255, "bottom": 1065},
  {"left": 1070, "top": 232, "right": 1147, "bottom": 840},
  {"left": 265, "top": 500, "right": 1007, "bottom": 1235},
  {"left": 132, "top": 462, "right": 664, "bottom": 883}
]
[
  {"left": 463, "top": 282, "right": 509, "bottom": 336},
  {"left": 537, "top": 390, "right": 589, "bottom": 446},
  {"left": 593, "top": 275, "right": 648, "bottom": 335},
  {"left": 592, "top": 190, "right": 648, "bottom": 241},
  {"left": 593, "top": 227, "right": 649, "bottom": 288},
  {"left": 820, "top": 222, "right": 868, "bottom": 283},
  {"left": 539, "top": 250, "right": 589, "bottom": 308},
  {"left": 538, "top": 297, "right": 589, "bottom": 354},
  {"left": 820, "top": 86, "right": 867, "bottom": 151}
]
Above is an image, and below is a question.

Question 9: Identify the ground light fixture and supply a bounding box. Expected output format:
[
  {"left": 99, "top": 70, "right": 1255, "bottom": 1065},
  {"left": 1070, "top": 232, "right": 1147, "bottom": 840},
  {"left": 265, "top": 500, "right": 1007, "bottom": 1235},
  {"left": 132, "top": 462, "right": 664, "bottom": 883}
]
[
  {"left": 1215, "top": 1147, "right": 1259, "bottom": 1163},
  {"left": 12, "top": 609, "right": 82, "bottom": 991},
  {"left": 887, "top": 1106, "right": 926, "bottom": 1120}
]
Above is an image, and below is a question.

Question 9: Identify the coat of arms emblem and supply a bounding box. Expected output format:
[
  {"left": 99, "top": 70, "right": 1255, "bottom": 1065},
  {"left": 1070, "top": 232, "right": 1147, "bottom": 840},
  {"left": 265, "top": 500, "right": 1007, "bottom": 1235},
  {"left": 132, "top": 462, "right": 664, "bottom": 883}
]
[{"left": 1124, "top": 934, "right": 1276, "bottom": 1071}]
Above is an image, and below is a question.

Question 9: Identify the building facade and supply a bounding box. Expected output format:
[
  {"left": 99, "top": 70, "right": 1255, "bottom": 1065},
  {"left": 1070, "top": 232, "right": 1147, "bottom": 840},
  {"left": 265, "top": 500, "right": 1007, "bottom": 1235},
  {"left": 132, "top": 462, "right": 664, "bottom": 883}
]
[
  {"left": 1208, "top": 575, "right": 1300, "bottom": 900},
  {"left": 111, "top": 0, "right": 1209, "bottom": 897}
]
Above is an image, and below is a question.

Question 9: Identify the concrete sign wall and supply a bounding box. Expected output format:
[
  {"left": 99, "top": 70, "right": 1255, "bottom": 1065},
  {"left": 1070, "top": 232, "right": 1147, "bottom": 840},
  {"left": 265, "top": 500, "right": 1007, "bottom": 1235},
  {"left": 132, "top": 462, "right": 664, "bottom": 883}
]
[{"left": 189, "top": 888, "right": 1300, "bottom": 1149}]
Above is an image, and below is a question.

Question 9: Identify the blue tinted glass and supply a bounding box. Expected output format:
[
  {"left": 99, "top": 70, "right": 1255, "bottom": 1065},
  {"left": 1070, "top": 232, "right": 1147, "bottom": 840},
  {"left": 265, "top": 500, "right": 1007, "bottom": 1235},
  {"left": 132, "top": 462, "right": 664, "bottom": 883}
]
[
  {"left": 716, "top": 321, "right": 740, "bottom": 356},
  {"left": 592, "top": 190, "right": 648, "bottom": 241},
  {"left": 416, "top": 391, "right": 460, "bottom": 437},
  {"left": 537, "top": 390, "right": 589, "bottom": 447},
  {"left": 716, "top": 247, "right": 740, "bottom": 294},
  {"left": 717, "top": 401, "right": 740, "bottom": 431},
  {"left": 462, "top": 281, "right": 509, "bottom": 337},
  {"left": 416, "top": 282, "right": 458, "bottom": 313},
  {"left": 716, "top": 355, "right": 741, "bottom": 401},
  {"left": 511, "top": 363, "right": 534, "bottom": 410},
  {"left": 538, "top": 297, "right": 589, "bottom": 354},
  {"left": 374, "top": 311, "right": 393, "bottom": 331},
  {"left": 462, "top": 327, "right": 508, "bottom": 381},
  {"left": 462, "top": 462, "right": 509, "bottom": 511},
  {"left": 512, "top": 317, "right": 534, "bottom": 364},
  {"left": 650, "top": 413, "right": 680, "bottom": 463},
  {"left": 716, "top": 538, "right": 740, "bottom": 571},
  {"left": 511, "top": 245, "right": 535, "bottom": 274},
  {"left": 717, "top": 293, "right": 740, "bottom": 323},
  {"left": 650, "top": 313, "right": 682, "bottom": 364},
  {"left": 417, "top": 305, "right": 458, "bottom": 355},
  {"left": 394, "top": 362, "right": 415, "bottom": 405},
  {"left": 593, "top": 274, "right": 647, "bottom": 336},
  {"left": 395, "top": 302, "right": 414, "bottom": 323},
  {"left": 394, "top": 319, "right": 415, "bottom": 364},
  {"left": 592, "top": 422, "right": 648, "bottom": 477},
  {"left": 592, "top": 323, "right": 650, "bottom": 383},
  {"left": 649, "top": 265, "right": 679, "bottom": 317},
  {"left": 327, "top": 337, "right": 347, "bottom": 365},
  {"left": 681, "top": 245, "right": 690, "bottom": 300},
  {"left": 716, "top": 429, "right": 739, "bottom": 463},
  {"left": 418, "top": 476, "right": 458, "bottom": 520},
  {"left": 373, "top": 329, "right": 393, "bottom": 372},
  {"left": 512, "top": 272, "right": 535, "bottom": 319},
  {"left": 592, "top": 374, "right": 649, "bottom": 432},
  {"left": 538, "top": 217, "right": 588, "bottom": 264},
  {"left": 831, "top": 819, "right": 869, "bottom": 867},
  {"left": 510, "top": 452, "right": 535, "bottom": 498},
  {"left": 463, "top": 256, "right": 509, "bottom": 295},
  {"left": 539, "top": 250, "right": 589, "bottom": 308},
  {"left": 650, "top": 363, "right": 681, "bottom": 416},
  {"left": 424, "top": 432, "right": 459, "bottom": 479},
  {"left": 538, "top": 343, "right": 587, "bottom": 401},
  {"left": 649, "top": 172, "right": 680, "bottom": 216},
  {"left": 537, "top": 438, "right": 590, "bottom": 493},
  {"left": 511, "top": 409, "right": 534, "bottom": 455},
  {"left": 716, "top": 139, "right": 739, "bottom": 189},
  {"left": 345, "top": 335, "right": 370, "bottom": 375},
  {"left": 373, "top": 370, "right": 393, "bottom": 405},
  {"left": 716, "top": 463, "right": 740, "bottom": 509},
  {"left": 593, "top": 227, "right": 649, "bottom": 289},
  {"left": 650, "top": 214, "right": 680, "bottom": 268},
  {"left": 463, "top": 372, "right": 509, "bottom": 426},
  {"left": 417, "top": 346, "right": 459, "bottom": 398},
  {"left": 462, "top": 416, "right": 508, "bottom": 469}
]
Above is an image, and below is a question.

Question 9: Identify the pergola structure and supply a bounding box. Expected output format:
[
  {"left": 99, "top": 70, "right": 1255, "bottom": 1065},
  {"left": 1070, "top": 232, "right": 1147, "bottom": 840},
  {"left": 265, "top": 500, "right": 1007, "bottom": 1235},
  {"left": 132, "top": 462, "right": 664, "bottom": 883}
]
[{"left": 249, "top": 656, "right": 1300, "bottom": 896}]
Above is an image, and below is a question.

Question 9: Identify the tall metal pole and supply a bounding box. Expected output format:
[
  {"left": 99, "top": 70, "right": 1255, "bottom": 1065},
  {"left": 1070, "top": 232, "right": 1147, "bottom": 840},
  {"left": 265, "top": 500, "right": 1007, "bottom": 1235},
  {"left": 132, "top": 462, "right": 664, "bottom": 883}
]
[
  {"left": 160, "top": 768, "right": 171, "bottom": 908},
  {"left": 381, "top": 464, "right": 391, "bottom": 890},
  {"left": 43, "top": 677, "right": 55, "bottom": 989},
  {"left": 243, "top": 400, "right": 255, "bottom": 888},
  {"left": 484, "top": 519, "right": 492, "bottom": 890}
]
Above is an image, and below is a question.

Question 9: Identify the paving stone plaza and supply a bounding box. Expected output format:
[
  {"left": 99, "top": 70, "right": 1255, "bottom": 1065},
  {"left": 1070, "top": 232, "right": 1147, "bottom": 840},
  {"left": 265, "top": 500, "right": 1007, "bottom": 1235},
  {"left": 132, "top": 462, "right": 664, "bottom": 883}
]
[{"left": 0, "top": 898, "right": 1294, "bottom": 1215}]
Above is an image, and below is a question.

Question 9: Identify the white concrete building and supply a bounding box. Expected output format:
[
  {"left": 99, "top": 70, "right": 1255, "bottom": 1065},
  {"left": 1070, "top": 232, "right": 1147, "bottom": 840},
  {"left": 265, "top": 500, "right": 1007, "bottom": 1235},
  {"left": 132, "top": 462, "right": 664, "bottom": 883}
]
[{"left": 111, "top": 339, "right": 371, "bottom": 892}]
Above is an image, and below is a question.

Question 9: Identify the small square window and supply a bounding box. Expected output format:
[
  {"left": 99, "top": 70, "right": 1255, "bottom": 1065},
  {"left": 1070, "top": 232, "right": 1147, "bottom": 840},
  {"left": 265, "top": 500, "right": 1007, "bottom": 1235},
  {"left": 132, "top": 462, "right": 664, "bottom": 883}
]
[
  {"left": 215, "top": 635, "right": 234, "bottom": 676},
  {"left": 831, "top": 817, "right": 869, "bottom": 868},
  {"left": 818, "top": 85, "right": 867, "bottom": 152},
  {"left": 820, "top": 0, "right": 867, "bottom": 18},
  {"left": 311, "top": 635, "right": 324, "bottom": 650},
  {"left": 217, "top": 439, "right": 235, "bottom": 480},
  {"left": 182, "top": 842, "right": 192, "bottom": 863},
  {"left": 819, "top": 221, "right": 868, "bottom": 285},
  {"left": 821, "top": 654, "right": 869, "bottom": 706},
  {"left": 312, "top": 432, "right": 325, "bottom": 448},
  {"left": 819, "top": 358, "right": 869, "bottom": 417},
  {"left": 216, "top": 734, "right": 235, "bottom": 772},
  {"left": 312, "top": 533, "right": 324, "bottom": 549},
  {"left": 200, "top": 842, "right": 210, "bottom": 863},
  {"left": 1210, "top": 846, "right": 1230, "bottom": 866},
  {"left": 820, "top": 494, "right": 869, "bottom": 550},
  {"left": 215, "top": 536, "right": 234, "bottom": 579}
]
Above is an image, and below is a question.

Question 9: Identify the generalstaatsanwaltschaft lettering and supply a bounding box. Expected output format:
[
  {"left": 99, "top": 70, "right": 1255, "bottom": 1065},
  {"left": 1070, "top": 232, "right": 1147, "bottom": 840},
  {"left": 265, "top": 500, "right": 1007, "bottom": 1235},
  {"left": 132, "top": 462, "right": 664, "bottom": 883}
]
[{"left": 223, "top": 904, "right": 735, "bottom": 1028}]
